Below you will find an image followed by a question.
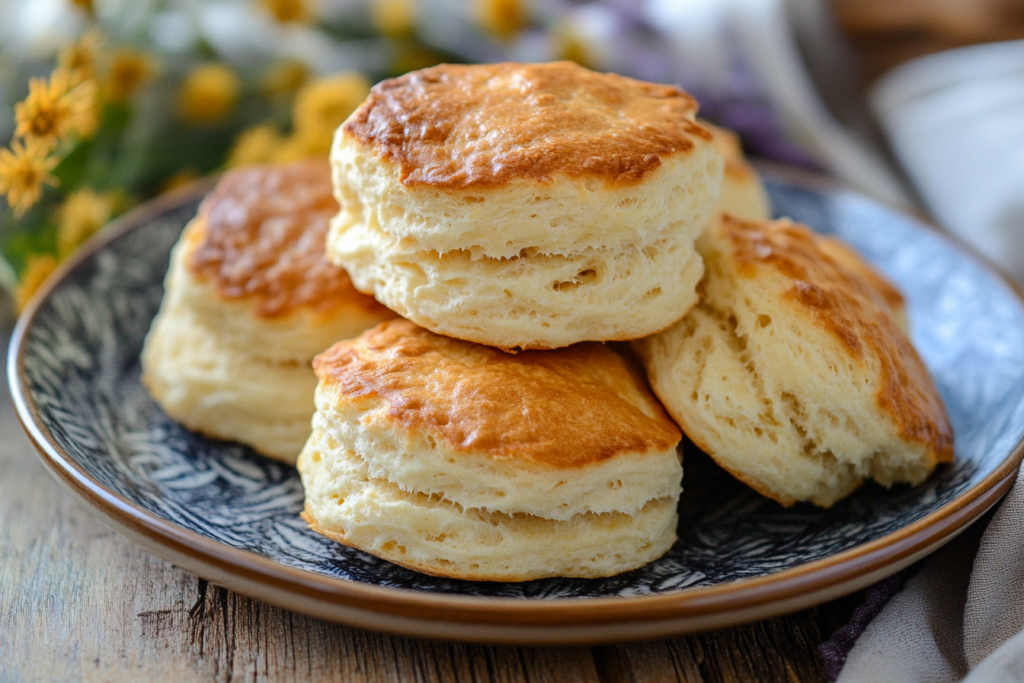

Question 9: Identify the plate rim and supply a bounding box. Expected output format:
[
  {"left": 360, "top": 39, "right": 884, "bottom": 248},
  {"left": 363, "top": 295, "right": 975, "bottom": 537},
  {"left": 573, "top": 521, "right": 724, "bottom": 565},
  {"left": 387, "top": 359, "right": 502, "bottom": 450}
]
[{"left": 10, "top": 171, "right": 1024, "bottom": 643}]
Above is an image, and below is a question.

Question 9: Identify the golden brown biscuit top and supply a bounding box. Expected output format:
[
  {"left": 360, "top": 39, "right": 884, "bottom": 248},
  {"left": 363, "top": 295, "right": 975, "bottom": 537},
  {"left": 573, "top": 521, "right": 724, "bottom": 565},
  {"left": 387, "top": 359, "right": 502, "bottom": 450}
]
[
  {"left": 342, "top": 61, "right": 711, "bottom": 189},
  {"left": 817, "top": 237, "right": 906, "bottom": 318},
  {"left": 314, "top": 320, "right": 682, "bottom": 466},
  {"left": 717, "top": 216, "right": 953, "bottom": 459},
  {"left": 703, "top": 120, "right": 756, "bottom": 182},
  {"left": 188, "top": 160, "right": 389, "bottom": 319}
]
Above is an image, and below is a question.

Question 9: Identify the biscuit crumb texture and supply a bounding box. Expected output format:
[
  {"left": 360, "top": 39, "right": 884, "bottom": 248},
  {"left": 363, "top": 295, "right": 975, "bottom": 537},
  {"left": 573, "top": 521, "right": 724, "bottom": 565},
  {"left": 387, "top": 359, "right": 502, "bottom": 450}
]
[{"left": 634, "top": 217, "right": 953, "bottom": 508}]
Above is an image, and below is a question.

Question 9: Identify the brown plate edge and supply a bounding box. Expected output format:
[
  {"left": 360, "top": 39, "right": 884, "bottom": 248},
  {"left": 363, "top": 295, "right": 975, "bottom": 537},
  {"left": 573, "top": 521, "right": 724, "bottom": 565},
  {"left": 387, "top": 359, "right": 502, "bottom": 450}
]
[{"left": 8, "top": 172, "right": 1024, "bottom": 645}]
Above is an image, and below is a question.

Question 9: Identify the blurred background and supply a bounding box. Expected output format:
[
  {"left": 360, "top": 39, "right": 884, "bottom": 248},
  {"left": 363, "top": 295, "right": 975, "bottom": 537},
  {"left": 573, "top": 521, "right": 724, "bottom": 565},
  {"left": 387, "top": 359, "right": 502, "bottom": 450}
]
[{"left": 1, "top": 0, "right": 1023, "bottom": 310}]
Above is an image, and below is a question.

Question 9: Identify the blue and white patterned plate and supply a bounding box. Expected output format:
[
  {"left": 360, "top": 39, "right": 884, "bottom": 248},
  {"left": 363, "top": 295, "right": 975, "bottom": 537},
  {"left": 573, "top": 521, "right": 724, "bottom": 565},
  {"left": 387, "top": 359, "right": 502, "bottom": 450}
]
[{"left": 10, "top": 170, "right": 1024, "bottom": 644}]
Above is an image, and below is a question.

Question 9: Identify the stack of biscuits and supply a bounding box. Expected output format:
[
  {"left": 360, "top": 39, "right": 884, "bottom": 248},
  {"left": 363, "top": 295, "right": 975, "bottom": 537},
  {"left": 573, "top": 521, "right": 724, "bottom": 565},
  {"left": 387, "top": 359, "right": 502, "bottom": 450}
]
[
  {"left": 142, "top": 161, "right": 396, "bottom": 462},
  {"left": 142, "top": 61, "right": 953, "bottom": 582}
]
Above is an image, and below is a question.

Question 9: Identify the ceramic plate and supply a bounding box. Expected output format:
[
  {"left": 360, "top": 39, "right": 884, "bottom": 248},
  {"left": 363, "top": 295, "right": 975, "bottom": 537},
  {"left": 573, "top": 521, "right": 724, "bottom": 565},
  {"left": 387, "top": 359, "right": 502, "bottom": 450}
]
[{"left": 10, "top": 169, "right": 1024, "bottom": 644}]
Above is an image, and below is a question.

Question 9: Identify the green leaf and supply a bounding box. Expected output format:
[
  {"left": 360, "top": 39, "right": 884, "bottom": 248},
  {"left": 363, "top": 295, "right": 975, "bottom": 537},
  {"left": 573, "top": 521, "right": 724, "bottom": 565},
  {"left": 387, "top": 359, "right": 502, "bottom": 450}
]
[
  {"left": 52, "top": 138, "right": 95, "bottom": 188},
  {"left": 0, "top": 214, "right": 58, "bottom": 277}
]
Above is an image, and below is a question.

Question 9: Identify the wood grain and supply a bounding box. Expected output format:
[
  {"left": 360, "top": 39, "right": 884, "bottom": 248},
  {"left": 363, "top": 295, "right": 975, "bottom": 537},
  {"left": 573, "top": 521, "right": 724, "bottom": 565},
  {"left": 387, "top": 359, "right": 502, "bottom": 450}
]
[{"left": 0, "top": 313, "right": 854, "bottom": 683}]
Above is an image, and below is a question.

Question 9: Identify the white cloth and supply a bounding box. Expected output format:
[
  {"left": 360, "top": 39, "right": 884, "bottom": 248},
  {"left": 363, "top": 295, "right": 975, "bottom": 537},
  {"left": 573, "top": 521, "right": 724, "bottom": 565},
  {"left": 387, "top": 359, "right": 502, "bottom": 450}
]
[{"left": 871, "top": 41, "right": 1024, "bottom": 287}]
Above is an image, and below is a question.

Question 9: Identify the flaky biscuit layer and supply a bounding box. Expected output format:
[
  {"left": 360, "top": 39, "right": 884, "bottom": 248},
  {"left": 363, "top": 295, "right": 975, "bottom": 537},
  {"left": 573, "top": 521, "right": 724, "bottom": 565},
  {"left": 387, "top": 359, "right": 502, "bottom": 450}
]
[{"left": 299, "top": 431, "right": 679, "bottom": 582}]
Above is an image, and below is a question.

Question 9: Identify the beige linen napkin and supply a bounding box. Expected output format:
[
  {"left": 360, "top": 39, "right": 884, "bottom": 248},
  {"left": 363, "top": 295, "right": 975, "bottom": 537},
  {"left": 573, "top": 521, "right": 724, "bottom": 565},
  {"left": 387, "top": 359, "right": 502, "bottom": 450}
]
[{"left": 838, "top": 468, "right": 1024, "bottom": 682}]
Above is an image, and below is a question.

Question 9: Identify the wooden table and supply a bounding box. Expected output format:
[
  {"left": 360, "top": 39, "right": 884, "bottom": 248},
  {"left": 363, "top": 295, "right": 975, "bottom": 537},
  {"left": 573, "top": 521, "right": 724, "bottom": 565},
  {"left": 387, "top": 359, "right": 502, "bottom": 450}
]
[{"left": 0, "top": 311, "right": 858, "bottom": 682}]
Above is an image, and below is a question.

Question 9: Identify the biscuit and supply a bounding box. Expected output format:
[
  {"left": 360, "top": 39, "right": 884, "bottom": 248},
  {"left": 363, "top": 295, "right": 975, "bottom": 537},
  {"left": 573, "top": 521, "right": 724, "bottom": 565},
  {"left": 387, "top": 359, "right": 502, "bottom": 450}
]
[
  {"left": 699, "top": 122, "right": 909, "bottom": 331},
  {"left": 143, "top": 303, "right": 318, "bottom": 459},
  {"left": 703, "top": 121, "right": 771, "bottom": 221},
  {"left": 299, "top": 320, "right": 683, "bottom": 580},
  {"left": 634, "top": 216, "right": 953, "bottom": 508},
  {"left": 328, "top": 61, "right": 723, "bottom": 350},
  {"left": 142, "top": 161, "right": 395, "bottom": 463},
  {"left": 817, "top": 236, "right": 909, "bottom": 333}
]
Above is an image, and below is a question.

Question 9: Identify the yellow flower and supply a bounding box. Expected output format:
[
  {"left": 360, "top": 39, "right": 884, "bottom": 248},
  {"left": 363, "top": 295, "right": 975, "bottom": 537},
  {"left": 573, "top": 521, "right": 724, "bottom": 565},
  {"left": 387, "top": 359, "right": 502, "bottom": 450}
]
[
  {"left": 56, "top": 189, "right": 114, "bottom": 258},
  {"left": 104, "top": 49, "right": 155, "bottom": 103},
  {"left": 14, "top": 68, "right": 98, "bottom": 146},
  {"left": 259, "top": 0, "right": 312, "bottom": 24},
  {"left": 556, "top": 27, "right": 595, "bottom": 69},
  {"left": 262, "top": 60, "right": 309, "bottom": 96},
  {"left": 15, "top": 254, "right": 57, "bottom": 313},
  {"left": 0, "top": 139, "right": 59, "bottom": 217},
  {"left": 271, "top": 135, "right": 313, "bottom": 163},
  {"left": 476, "top": 0, "right": 527, "bottom": 39},
  {"left": 228, "top": 125, "right": 284, "bottom": 167},
  {"left": 59, "top": 31, "right": 101, "bottom": 84},
  {"left": 179, "top": 64, "right": 240, "bottom": 125},
  {"left": 291, "top": 73, "right": 370, "bottom": 156},
  {"left": 372, "top": 0, "right": 415, "bottom": 37}
]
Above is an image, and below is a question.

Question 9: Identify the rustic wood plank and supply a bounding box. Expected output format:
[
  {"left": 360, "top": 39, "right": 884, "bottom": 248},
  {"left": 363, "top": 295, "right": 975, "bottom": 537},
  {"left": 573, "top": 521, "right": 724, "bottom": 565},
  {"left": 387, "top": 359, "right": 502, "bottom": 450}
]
[
  {"left": 593, "top": 638, "right": 705, "bottom": 682},
  {"left": 180, "top": 584, "right": 602, "bottom": 683},
  {"left": 684, "top": 612, "right": 828, "bottom": 682},
  {"left": 592, "top": 601, "right": 856, "bottom": 683},
  {"left": 0, "top": 314, "right": 848, "bottom": 683}
]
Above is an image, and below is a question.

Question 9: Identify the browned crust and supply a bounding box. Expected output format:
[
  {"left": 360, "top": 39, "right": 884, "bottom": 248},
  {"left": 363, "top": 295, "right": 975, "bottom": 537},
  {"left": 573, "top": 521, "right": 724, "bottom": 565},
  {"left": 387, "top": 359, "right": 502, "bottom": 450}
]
[
  {"left": 187, "top": 160, "right": 391, "bottom": 320},
  {"left": 817, "top": 236, "right": 907, "bottom": 320},
  {"left": 719, "top": 215, "right": 954, "bottom": 463},
  {"left": 701, "top": 120, "right": 758, "bottom": 182},
  {"left": 342, "top": 61, "right": 711, "bottom": 189},
  {"left": 313, "top": 320, "right": 682, "bottom": 467}
]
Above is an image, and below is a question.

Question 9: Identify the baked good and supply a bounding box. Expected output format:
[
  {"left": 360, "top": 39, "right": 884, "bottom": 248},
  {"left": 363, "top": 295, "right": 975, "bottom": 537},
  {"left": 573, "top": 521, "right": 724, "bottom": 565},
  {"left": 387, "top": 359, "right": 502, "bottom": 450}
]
[
  {"left": 327, "top": 61, "right": 723, "bottom": 350},
  {"left": 633, "top": 215, "right": 953, "bottom": 507},
  {"left": 298, "top": 319, "right": 683, "bottom": 581},
  {"left": 699, "top": 121, "right": 911, "bottom": 331},
  {"left": 703, "top": 121, "right": 771, "bottom": 221},
  {"left": 142, "top": 160, "right": 396, "bottom": 463},
  {"left": 818, "top": 236, "right": 909, "bottom": 333}
]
